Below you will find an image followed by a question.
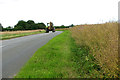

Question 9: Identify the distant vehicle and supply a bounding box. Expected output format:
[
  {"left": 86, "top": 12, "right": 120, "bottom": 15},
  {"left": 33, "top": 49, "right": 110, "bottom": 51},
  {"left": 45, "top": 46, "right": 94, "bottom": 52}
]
[{"left": 45, "top": 22, "right": 55, "bottom": 33}]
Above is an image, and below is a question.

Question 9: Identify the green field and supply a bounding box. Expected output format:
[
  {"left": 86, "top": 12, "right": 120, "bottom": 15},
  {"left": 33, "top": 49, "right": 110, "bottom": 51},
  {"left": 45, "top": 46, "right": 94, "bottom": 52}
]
[
  {"left": 1, "top": 31, "right": 45, "bottom": 40},
  {"left": 15, "top": 30, "right": 101, "bottom": 78}
]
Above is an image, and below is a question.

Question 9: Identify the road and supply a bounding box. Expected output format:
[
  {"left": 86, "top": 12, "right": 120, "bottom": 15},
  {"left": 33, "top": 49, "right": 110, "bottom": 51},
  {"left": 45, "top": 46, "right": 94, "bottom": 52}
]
[{"left": 1, "top": 31, "right": 63, "bottom": 78}]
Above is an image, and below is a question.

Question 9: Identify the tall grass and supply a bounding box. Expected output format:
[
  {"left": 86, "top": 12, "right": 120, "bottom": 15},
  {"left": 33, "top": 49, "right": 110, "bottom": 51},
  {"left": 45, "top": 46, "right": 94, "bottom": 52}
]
[{"left": 70, "top": 22, "right": 118, "bottom": 78}]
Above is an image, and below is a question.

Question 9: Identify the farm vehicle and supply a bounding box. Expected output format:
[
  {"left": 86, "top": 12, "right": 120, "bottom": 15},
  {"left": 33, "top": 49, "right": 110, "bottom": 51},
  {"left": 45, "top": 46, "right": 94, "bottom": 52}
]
[{"left": 45, "top": 22, "right": 55, "bottom": 33}]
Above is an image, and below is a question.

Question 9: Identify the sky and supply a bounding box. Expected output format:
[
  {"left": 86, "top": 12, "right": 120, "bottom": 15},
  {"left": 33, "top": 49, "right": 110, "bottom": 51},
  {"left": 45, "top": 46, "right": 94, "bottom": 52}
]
[{"left": 0, "top": 0, "right": 119, "bottom": 27}]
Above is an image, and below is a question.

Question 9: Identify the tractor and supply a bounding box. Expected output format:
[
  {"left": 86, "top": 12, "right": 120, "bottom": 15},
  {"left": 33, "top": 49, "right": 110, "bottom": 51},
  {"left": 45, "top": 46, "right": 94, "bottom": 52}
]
[{"left": 45, "top": 22, "right": 55, "bottom": 33}]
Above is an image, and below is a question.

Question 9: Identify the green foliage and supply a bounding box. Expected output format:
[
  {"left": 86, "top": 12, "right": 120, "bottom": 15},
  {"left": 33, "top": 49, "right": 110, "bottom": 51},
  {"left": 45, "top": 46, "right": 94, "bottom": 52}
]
[
  {"left": 71, "top": 44, "right": 102, "bottom": 78},
  {"left": 55, "top": 24, "right": 74, "bottom": 29},
  {"left": 3, "top": 26, "right": 14, "bottom": 31},
  {"left": 2, "top": 20, "right": 46, "bottom": 31},
  {"left": 69, "top": 24, "right": 74, "bottom": 27},
  {"left": 0, "top": 23, "right": 3, "bottom": 31},
  {"left": 15, "top": 31, "right": 78, "bottom": 78},
  {"left": 26, "top": 20, "right": 35, "bottom": 30},
  {"left": 36, "top": 23, "right": 46, "bottom": 29},
  {"left": 55, "top": 25, "right": 69, "bottom": 29},
  {"left": 60, "top": 25, "right": 66, "bottom": 28},
  {"left": 14, "top": 20, "right": 26, "bottom": 30},
  {"left": 15, "top": 30, "right": 103, "bottom": 78}
]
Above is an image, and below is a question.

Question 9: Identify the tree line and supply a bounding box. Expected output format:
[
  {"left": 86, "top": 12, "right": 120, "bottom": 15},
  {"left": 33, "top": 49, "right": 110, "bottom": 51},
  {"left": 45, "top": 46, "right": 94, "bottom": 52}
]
[
  {"left": 55, "top": 24, "right": 74, "bottom": 29},
  {"left": 1, "top": 20, "right": 46, "bottom": 31},
  {"left": 0, "top": 20, "right": 74, "bottom": 31}
]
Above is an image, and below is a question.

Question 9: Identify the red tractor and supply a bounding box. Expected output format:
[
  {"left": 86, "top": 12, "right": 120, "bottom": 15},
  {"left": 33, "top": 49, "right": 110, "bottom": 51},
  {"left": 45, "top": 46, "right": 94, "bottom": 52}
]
[{"left": 45, "top": 22, "right": 55, "bottom": 33}]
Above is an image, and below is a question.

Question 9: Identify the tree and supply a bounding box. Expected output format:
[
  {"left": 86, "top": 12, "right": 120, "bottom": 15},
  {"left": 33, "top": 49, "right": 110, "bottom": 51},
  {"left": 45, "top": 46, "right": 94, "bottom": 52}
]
[
  {"left": 27, "top": 20, "right": 35, "bottom": 24},
  {"left": 26, "top": 20, "right": 36, "bottom": 30},
  {"left": 70, "top": 24, "right": 74, "bottom": 27},
  {"left": 0, "top": 23, "right": 3, "bottom": 31},
  {"left": 4, "top": 26, "right": 13, "bottom": 31},
  {"left": 7, "top": 26, "right": 13, "bottom": 29},
  {"left": 14, "top": 26, "right": 24, "bottom": 30},
  {"left": 36, "top": 23, "right": 46, "bottom": 29},
  {"left": 14, "top": 20, "right": 27, "bottom": 30},
  {"left": 14, "top": 20, "right": 46, "bottom": 30},
  {"left": 60, "top": 25, "right": 65, "bottom": 28}
]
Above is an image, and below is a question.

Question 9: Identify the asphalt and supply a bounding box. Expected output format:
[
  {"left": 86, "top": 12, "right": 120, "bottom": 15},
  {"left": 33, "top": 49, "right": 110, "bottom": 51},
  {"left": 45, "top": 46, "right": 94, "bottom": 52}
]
[{"left": 1, "top": 31, "right": 63, "bottom": 78}]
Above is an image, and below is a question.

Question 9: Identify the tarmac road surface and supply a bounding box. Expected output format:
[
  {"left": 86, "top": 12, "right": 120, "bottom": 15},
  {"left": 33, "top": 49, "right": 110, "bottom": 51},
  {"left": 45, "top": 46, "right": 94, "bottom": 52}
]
[{"left": 1, "top": 31, "right": 63, "bottom": 78}]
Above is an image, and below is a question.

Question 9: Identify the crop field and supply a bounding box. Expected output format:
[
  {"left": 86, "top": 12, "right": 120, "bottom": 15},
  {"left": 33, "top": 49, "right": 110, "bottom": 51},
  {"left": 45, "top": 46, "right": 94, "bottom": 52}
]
[
  {"left": 70, "top": 22, "right": 118, "bottom": 78},
  {"left": 0, "top": 29, "right": 45, "bottom": 40}
]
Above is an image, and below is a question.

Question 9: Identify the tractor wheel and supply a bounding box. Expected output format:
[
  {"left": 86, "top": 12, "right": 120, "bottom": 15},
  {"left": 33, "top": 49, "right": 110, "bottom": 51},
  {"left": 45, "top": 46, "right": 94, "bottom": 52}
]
[
  {"left": 52, "top": 28, "right": 55, "bottom": 32},
  {"left": 52, "top": 30, "right": 55, "bottom": 32},
  {"left": 46, "top": 29, "right": 49, "bottom": 33},
  {"left": 46, "top": 31, "right": 49, "bottom": 33}
]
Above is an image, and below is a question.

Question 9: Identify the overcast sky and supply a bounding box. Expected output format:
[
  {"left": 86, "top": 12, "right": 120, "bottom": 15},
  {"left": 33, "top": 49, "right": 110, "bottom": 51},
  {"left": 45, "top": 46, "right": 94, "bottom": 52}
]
[{"left": 0, "top": 0, "right": 119, "bottom": 27}]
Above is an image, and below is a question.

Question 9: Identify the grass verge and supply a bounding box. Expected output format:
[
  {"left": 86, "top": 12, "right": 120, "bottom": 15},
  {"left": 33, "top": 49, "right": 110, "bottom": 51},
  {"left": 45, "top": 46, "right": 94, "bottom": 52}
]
[
  {"left": 15, "top": 30, "right": 78, "bottom": 78},
  {"left": 15, "top": 30, "right": 106, "bottom": 78},
  {"left": 1, "top": 30, "right": 45, "bottom": 40}
]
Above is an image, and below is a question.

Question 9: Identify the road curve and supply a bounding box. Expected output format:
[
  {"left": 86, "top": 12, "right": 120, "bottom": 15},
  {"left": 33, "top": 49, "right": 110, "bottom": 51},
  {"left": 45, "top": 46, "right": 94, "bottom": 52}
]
[{"left": 2, "top": 31, "right": 63, "bottom": 78}]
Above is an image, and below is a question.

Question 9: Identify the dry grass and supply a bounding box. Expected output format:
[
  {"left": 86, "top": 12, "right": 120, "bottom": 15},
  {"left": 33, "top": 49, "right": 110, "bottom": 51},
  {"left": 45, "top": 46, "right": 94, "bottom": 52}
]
[
  {"left": 70, "top": 22, "right": 118, "bottom": 78},
  {"left": 0, "top": 29, "right": 44, "bottom": 35},
  {"left": 0, "top": 29, "right": 45, "bottom": 40}
]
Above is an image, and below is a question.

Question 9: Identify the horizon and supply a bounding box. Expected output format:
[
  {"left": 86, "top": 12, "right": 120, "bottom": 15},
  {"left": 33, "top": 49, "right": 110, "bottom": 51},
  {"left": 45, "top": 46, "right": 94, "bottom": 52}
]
[
  {"left": 0, "top": 0, "right": 119, "bottom": 28},
  {"left": 1, "top": 20, "right": 118, "bottom": 28}
]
